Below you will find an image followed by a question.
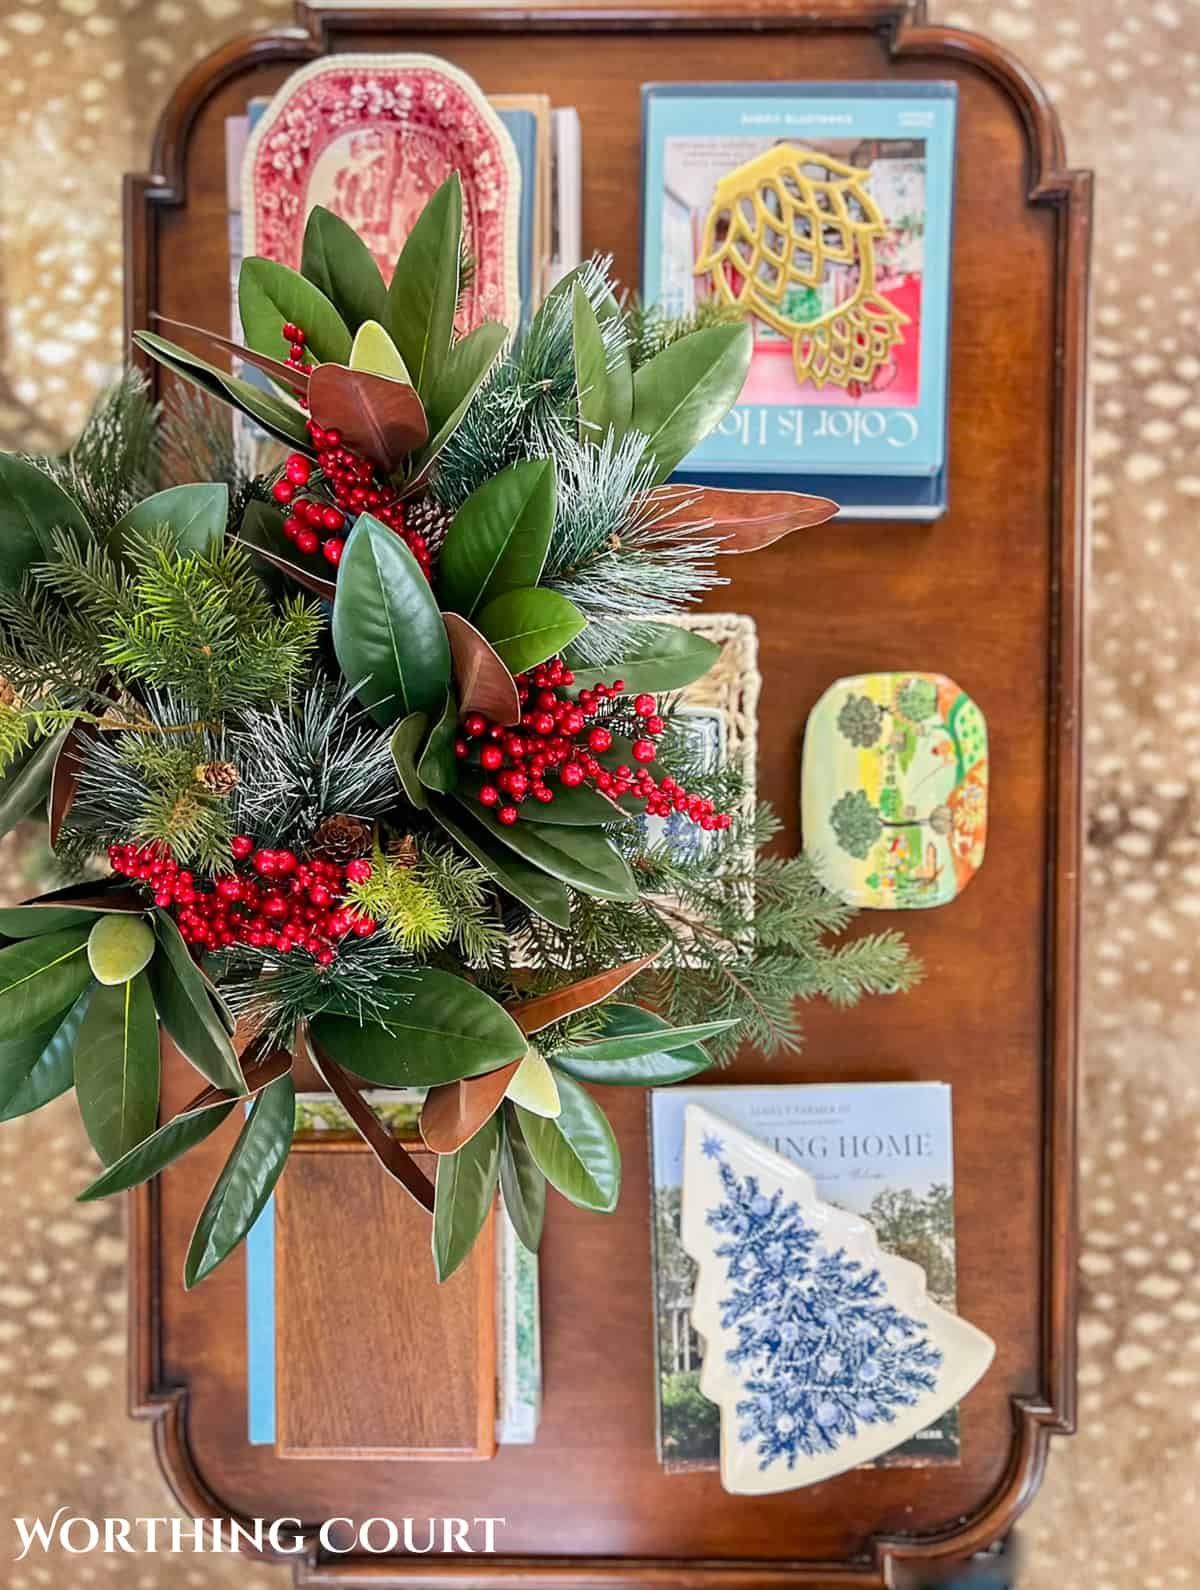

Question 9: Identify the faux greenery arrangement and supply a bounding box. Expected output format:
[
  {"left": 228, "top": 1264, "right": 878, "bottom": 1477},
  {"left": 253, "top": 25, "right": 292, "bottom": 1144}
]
[{"left": 0, "top": 176, "right": 917, "bottom": 1286}]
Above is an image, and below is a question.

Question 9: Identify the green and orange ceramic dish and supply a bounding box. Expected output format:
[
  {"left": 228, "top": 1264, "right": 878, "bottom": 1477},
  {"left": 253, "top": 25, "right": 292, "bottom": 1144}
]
[{"left": 801, "top": 671, "right": 988, "bottom": 910}]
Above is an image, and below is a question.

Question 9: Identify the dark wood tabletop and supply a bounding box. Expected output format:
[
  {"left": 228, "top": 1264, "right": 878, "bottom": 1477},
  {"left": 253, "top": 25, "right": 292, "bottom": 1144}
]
[{"left": 124, "top": 3, "right": 1089, "bottom": 1584}]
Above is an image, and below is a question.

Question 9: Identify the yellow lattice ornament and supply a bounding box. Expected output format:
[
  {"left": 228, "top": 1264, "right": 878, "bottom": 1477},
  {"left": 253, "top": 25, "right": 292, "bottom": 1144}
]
[{"left": 694, "top": 144, "right": 909, "bottom": 390}]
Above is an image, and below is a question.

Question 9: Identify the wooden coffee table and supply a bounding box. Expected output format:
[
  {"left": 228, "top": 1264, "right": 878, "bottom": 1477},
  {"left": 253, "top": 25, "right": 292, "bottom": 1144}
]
[{"left": 125, "top": 3, "right": 1088, "bottom": 1583}]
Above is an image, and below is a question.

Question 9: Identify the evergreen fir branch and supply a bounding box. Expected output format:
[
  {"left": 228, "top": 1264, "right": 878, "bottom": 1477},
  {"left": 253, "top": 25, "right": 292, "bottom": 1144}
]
[
  {"left": 346, "top": 838, "right": 454, "bottom": 953},
  {"left": 228, "top": 686, "right": 399, "bottom": 846},
  {"left": 0, "top": 578, "right": 111, "bottom": 708},
  {"left": 159, "top": 385, "right": 241, "bottom": 490},
  {"left": 539, "top": 435, "right": 726, "bottom": 656},
  {"left": 431, "top": 256, "right": 628, "bottom": 511},
  {"left": 65, "top": 703, "right": 233, "bottom": 869},
  {"left": 30, "top": 370, "right": 161, "bottom": 533},
  {"left": 416, "top": 837, "right": 517, "bottom": 968},
  {"left": 102, "top": 537, "right": 322, "bottom": 716},
  {"left": 622, "top": 295, "right": 745, "bottom": 370},
  {"left": 513, "top": 803, "right": 920, "bottom": 1065},
  {"left": 32, "top": 528, "right": 133, "bottom": 624},
  {"left": 217, "top": 932, "right": 421, "bottom": 1046}
]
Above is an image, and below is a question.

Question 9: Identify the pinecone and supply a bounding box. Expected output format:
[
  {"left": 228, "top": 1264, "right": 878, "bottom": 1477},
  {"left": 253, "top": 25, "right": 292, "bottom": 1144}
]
[
  {"left": 311, "top": 813, "right": 373, "bottom": 862},
  {"left": 403, "top": 495, "right": 455, "bottom": 556},
  {"left": 388, "top": 833, "right": 420, "bottom": 868},
  {"left": 194, "top": 760, "right": 240, "bottom": 797}
]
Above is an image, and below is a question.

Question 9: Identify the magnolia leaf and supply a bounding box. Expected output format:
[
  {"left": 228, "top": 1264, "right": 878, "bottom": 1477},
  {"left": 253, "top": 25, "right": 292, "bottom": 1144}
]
[
  {"left": 74, "top": 972, "right": 159, "bottom": 1166},
  {"left": 46, "top": 680, "right": 112, "bottom": 851},
  {"left": 238, "top": 257, "right": 352, "bottom": 365},
  {"left": 458, "top": 800, "right": 638, "bottom": 901},
  {"left": 234, "top": 528, "right": 335, "bottom": 603},
  {"left": 0, "top": 988, "right": 91, "bottom": 1122},
  {"left": 565, "top": 623, "right": 721, "bottom": 694},
  {"left": 459, "top": 772, "right": 626, "bottom": 828},
  {"left": 428, "top": 800, "right": 571, "bottom": 929},
  {"left": 184, "top": 1072, "right": 295, "bottom": 1287},
  {"left": 301, "top": 206, "right": 389, "bottom": 334},
  {"left": 475, "top": 587, "right": 586, "bottom": 675},
  {"left": 390, "top": 711, "right": 430, "bottom": 809},
  {"left": 572, "top": 283, "right": 611, "bottom": 442},
  {"left": 0, "top": 730, "right": 68, "bottom": 841},
  {"left": 0, "top": 927, "right": 92, "bottom": 1040},
  {"left": 420, "top": 1058, "right": 521, "bottom": 1154},
  {"left": 433, "top": 1112, "right": 501, "bottom": 1282},
  {"left": 303, "top": 1033, "right": 435, "bottom": 1212},
  {"left": 504, "top": 1047, "right": 560, "bottom": 1118},
  {"left": 309, "top": 969, "right": 525, "bottom": 1087},
  {"left": 442, "top": 613, "right": 520, "bottom": 726},
  {"left": 20, "top": 878, "right": 147, "bottom": 914},
  {"left": 409, "top": 321, "right": 508, "bottom": 489},
  {"left": 0, "top": 454, "right": 88, "bottom": 591},
  {"left": 151, "top": 315, "right": 310, "bottom": 397},
  {"left": 113, "top": 483, "right": 229, "bottom": 557},
  {"left": 555, "top": 1003, "right": 738, "bottom": 1063},
  {"left": 437, "top": 458, "right": 556, "bottom": 619},
  {"left": 507, "top": 952, "right": 662, "bottom": 1035},
  {"left": 147, "top": 912, "right": 246, "bottom": 1095},
  {"left": 87, "top": 913, "right": 155, "bottom": 986},
  {"left": 631, "top": 322, "right": 753, "bottom": 484},
  {"left": 498, "top": 1105, "right": 546, "bottom": 1252},
  {"left": 552, "top": 1003, "right": 718, "bottom": 1084},
  {"left": 417, "top": 692, "right": 459, "bottom": 796},
  {"left": 307, "top": 364, "right": 428, "bottom": 473},
  {"left": 332, "top": 513, "right": 451, "bottom": 726},
  {"left": 384, "top": 173, "right": 462, "bottom": 399},
  {"left": 349, "top": 319, "right": 411, "bottom": 381},
  {"left": 78, "top": 1098, "right": 236, "bottom": 1200},
  {"left": 178, "top": 1041, "right": 293, "bottom": 1115},
  {"left": 133, "top": 332, "right": 313, "bottom": 452},
  {"left": 0, "top": 905, "right": 94, "bottom": 939},
  {"left": 641, "top": 482, "right": 839, "bottom": 551},
  {"left": 516, "top": 1074, "right": 620, "bottom": 1213}
]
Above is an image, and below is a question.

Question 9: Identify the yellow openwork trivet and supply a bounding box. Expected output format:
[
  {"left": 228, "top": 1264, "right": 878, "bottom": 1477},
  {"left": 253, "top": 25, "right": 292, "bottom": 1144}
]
[{"left": 694, "top": 144, "right": 909, "bottom": 390}]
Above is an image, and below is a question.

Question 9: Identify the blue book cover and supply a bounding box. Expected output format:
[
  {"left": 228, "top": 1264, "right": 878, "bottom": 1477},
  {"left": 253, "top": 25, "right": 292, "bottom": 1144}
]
[
  {"left": 648, "top": 1081, "right": 959, "bottom": 1471},
  {"left": 496, "top": 107, "right": 538, "bottom": 332},
  {"left": 641, "top": 83, "right": 957, "bottom": 501}
]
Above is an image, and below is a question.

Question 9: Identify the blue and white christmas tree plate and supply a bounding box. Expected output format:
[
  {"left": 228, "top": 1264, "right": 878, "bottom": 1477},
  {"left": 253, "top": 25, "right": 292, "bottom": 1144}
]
[{"left": 681, "top": 1104, "right": 995, "bottom": 1495}]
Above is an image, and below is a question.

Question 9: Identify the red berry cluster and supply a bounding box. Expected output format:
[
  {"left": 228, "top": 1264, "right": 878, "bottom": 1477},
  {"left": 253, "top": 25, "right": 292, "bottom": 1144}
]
[
  {"left": 268, "top": 323, "right": 431, "bottom": 578},
  {"left": 107, "top": 839, "right": 378, "bottom": 965},
  {"left": 453, "top": 660, "right": 731, "bottom": 832}
]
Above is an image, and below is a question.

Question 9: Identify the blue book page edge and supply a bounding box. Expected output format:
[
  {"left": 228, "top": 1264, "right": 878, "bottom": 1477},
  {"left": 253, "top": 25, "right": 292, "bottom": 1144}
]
[
  {"left": 640, "top": 82, "right": 957, "bottom": 483},
  {"left": 244, "top": 1193, "right": 275, "bottom": 1445}
]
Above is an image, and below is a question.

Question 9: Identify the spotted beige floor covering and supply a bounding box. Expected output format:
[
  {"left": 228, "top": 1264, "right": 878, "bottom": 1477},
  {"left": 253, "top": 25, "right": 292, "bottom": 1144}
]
[{"left": 0, "top": 2, "right": 1197, "bottom": 1585}]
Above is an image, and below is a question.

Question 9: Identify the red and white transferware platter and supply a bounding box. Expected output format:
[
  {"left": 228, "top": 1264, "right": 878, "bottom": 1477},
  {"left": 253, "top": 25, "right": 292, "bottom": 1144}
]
[{"left": 243, "top": 54, "right": 522, "bottom": 334}]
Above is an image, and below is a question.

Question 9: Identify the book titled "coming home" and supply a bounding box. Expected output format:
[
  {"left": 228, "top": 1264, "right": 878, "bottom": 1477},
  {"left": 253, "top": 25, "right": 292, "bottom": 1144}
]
[{"left": 648, "top": 1081, "right": 960, "bottom": 1473}]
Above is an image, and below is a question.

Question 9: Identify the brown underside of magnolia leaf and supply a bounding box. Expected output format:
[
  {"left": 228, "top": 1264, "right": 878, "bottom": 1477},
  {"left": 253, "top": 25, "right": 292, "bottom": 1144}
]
[
  {"left": 48, "top": 713, "right": 101, "bottom": 848},
  {"left": 442, "top": 612, "right": 521, "bottom": 726},
  {"left": 305, "top": 1032, "right": 435, "bottom": 1213},
  {"left": 419, "top": 1057, "right": 523, "bottom": 1154},
  {"left": 307, "top": 363, "right": 430, "bottom": 473},
  {"left": 236, "top": 537, "right": 336, "bottom": 602},
  {"left": 642, "top": 483, "right": 839, "bottom": 551},
  {"left": 152, "top": 313, "right": 312, "bottom": 397},
  {"left": 180, "top": 1042, "right": 293, "bottom": 1115},
  {"left": 506, "top": 950, "right": 663, "bottom": 1035}
]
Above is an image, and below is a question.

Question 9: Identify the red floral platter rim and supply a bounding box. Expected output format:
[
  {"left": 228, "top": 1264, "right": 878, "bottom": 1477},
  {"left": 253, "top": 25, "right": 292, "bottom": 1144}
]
[{"left": 242, "top": 52, "right": 523, "bottom": 338}]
